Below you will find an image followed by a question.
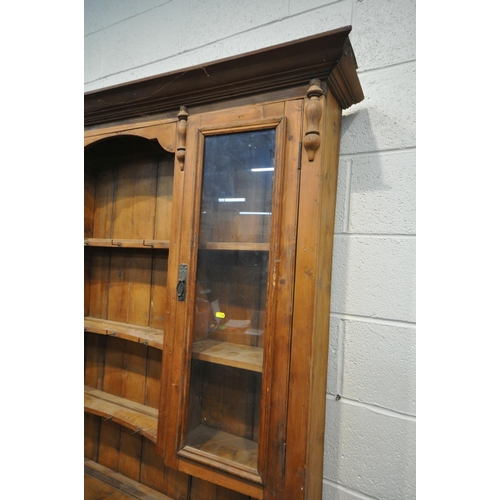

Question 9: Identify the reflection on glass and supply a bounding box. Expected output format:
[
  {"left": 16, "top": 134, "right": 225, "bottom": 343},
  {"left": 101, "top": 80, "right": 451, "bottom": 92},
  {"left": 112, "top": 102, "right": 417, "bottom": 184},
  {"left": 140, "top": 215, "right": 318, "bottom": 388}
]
[
  {"left": 185, "top": 129, "right": 276, "bottom": 474},
  {"left": 199, "top": 130, "right": 275, "bottom": 246}
]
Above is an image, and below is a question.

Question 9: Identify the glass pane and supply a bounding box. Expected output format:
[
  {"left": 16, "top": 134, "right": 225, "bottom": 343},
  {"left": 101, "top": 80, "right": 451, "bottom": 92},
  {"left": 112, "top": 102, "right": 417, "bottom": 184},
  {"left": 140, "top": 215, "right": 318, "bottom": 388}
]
[{"left": 185, "top": 129, "right": 276, "bottom": 474}]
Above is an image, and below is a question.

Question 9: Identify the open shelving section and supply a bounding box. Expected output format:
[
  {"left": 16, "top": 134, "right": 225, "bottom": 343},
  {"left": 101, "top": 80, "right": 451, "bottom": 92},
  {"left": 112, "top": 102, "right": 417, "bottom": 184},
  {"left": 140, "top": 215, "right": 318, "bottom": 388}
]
[
  {"left": 85, "top": 132, "right": 177, "bottom": 496},
  {"left": 84, "top": 134, "right": 174, "bottom": 350}
]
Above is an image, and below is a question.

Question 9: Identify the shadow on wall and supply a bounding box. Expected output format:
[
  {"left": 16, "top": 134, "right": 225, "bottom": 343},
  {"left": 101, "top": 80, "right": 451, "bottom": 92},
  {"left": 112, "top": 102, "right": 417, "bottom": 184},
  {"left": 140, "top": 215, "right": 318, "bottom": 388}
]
[
  {"left": 333, "top": 105, "right": 416, "bottom": 319},
  {"left": 340, "top": 108, "right": 391, "bottom": 194}
]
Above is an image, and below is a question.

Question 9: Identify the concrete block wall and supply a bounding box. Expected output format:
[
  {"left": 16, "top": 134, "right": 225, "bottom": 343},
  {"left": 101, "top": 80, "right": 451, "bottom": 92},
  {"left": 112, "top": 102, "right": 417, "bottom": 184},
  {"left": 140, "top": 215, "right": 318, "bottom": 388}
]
[{"left": 85, "top": 1, "right": 416, "bottom": 499}]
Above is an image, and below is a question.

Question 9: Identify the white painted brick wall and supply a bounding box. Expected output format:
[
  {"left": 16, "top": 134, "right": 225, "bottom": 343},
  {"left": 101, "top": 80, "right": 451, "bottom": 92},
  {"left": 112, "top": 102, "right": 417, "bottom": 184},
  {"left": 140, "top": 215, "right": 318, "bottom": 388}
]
[
  {"left": 84, "top": 0, "right": 168, "bottom": 34},
  {"left": 327, "top": 318, "right": 416, "bottom": 415},
  {"left": 331, "top": 236, "right": 416, "bottom": 322},
  {"left": 346, "top": 151, "right": 416, "bottom": 235},
  {"left": 341, "top": 320, "right": 416, "bottom": 414},
  {"left": 323, "top": 399, "right": 416, "bottom": 500},
  {"left": 84, "top": 1, "right": 416, "bottom": 499},
  {"left": 340, "top": 64, "right": 416, "bottom": 154},
  {"left": 351, "top": 0, "right": 416, "bottom": 71}
]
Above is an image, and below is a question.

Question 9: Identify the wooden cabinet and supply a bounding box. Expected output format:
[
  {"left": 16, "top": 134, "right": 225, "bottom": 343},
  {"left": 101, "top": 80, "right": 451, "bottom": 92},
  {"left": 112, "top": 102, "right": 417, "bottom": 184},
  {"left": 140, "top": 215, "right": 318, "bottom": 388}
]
[{"left": 84, "top": 26, "right": 363, "bottom": 500}]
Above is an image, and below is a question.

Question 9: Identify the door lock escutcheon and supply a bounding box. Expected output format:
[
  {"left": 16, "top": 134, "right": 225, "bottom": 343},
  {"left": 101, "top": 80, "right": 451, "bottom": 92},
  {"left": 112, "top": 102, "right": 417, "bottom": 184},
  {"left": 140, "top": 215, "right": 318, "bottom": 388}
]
[{"left": 177, "top": 264, "right": 188, "bottom": 301}]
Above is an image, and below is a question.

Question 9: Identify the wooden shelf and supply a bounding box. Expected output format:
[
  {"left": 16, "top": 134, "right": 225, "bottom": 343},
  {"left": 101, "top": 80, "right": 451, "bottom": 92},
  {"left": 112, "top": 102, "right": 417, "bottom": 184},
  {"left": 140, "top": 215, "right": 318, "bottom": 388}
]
[
  {"left": 85, "top": 458, "right": 174, "bottom": 500},
  {"left": 201, "top": 242, "right": 269, "bottom": 251},
  {"left": 84, "top": 238, "right": 170, "bottom": 249},
  {"left": 181, "top": 424, "right": 259, "bottom": 478},
  {"left": 191, "top": 339, "right": 263, "bottom": 372},
  {"left": 84, "top": 386, "right": 158, "bottom": 443},
  {"left": 84, "top": 317, "right": 164, "bottom": 350}
]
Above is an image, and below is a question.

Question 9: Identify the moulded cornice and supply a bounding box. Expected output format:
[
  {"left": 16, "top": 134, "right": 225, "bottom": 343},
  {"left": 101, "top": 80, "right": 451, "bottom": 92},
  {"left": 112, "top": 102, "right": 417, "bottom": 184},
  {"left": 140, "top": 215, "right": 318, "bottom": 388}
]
[{"left": 84, "top": 26, "right": 364, "bottom": 127}]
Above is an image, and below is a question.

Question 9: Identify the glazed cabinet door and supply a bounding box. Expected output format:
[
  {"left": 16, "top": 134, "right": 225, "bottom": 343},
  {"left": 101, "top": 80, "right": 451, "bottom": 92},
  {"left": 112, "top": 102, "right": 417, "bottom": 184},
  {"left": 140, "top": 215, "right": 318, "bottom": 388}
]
[{"left": 158, "top": 100, "right": 304, "bottom": 499}]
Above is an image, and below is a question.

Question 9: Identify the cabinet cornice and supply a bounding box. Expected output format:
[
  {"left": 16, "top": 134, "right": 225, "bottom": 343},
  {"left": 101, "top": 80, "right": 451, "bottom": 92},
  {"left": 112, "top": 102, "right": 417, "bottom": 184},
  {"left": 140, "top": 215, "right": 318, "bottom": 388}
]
[{"left": 84, "top": 26, "right": 363, "bottom": 127}]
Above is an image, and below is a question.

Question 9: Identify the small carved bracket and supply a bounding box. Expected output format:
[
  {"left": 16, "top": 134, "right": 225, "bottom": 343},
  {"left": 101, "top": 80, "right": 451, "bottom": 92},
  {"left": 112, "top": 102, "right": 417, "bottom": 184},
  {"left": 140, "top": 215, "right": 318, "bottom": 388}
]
[
  {"left": 303, "top": 79, "right": 324, "bottom": 162},
  {"left": 176, "top": 106, "right": 189, "bottom": 171}
]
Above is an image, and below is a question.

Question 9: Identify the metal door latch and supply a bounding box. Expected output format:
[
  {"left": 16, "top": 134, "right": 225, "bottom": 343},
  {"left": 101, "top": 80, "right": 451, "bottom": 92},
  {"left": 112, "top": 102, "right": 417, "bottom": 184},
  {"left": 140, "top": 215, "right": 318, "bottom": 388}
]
[{"left": 177, "top": 264, "right": 188, "bottom": 301}]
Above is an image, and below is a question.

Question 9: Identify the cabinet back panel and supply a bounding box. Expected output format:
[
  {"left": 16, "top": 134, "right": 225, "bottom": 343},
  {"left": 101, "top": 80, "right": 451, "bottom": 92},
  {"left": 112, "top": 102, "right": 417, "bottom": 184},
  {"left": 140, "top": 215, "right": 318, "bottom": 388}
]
[
  {"left": 189, "top": 361, "right": 261, "bottom": 441},
  {"left": 107, "top": 251, "right": 152, "bottom": 325},
  {"left": 102, "top": 336, "right": 148, "bottom": 404},
  {"left": 84, "top": 332, "right": 107, "bottom": 389},
  {"left": 112, "top": 160, "right": 157, "bottom": 240},
  {"left": 85, "top": 249, "right": 168, "bottom": 329},
  {"left": 196, "top": 251, "right": 267, "bottom": 348},
  {"left": 150, "top": 254, "right": 168, "bottom": 330},
  {"left": 84, "top": 334, "right": 161, "bottom": 408},
  {"left": 84, "top": 174, "right": 96, "bottom": 238},
  {"left": 86, "top": 248, "right": 111, "bottom": 319},
  {"left": 91, "top": 168, "right": 115, "bottom": 239},
  {"left": 84, "top": 413, "right": 101, "bottom": 462},
  {"left": 155, "top": 159, "right": 174, "bottom": 241},
  {"left": 85, "top": 143, "right": 174, "bottom": 242}
]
